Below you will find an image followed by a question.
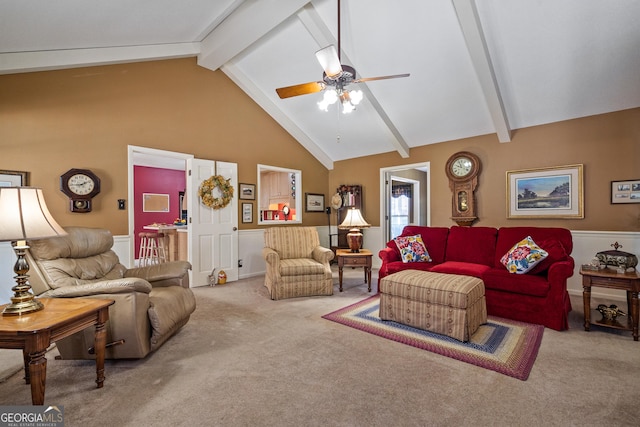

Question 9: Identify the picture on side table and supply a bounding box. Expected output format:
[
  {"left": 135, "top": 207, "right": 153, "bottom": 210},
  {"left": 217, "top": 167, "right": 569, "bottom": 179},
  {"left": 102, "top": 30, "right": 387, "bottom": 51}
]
[
  {"left": 305, "top": 193, "right": 325, "bottom": 212},
  {"left": 0, "top": 170, "right": 29, "bottom": 187},
  {"left": 611, "top": 179, "right": 640, "bottom": 204},
  {"left": 506, "top": 164, "right": 584, "bottom": 219}
]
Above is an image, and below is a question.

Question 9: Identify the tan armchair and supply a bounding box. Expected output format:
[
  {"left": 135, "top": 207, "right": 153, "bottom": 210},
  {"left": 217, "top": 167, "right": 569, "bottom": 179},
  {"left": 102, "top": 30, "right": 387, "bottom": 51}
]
[
  {"left": 262, "top": 227, "right": 334, "bottom": 300},
  {"left": 26, "top": 226, "right": 196, "bottom": 359}
]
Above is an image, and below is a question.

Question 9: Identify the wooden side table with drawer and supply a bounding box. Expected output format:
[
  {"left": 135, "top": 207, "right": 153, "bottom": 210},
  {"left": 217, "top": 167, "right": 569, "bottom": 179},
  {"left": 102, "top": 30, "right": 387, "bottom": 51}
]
[
  {"left": 579, "top": 267, "right": 640, "bottom": 341},
  {"left": 336, "top": 249, "right": 372, "bottom": 292}
]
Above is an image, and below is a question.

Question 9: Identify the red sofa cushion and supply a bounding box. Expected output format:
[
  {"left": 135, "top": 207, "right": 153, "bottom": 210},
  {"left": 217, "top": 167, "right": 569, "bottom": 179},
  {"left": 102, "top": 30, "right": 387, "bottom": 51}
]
[
  {"left": 430, "top": 261, "right": 491, "bottom": 278},
  {"left": 387, "top": 226, "right": 449, "bottom": 264},
  {"left": 445, "top": 226, "right": 497, "bottom": 266},
  {"left": 482, "top": 268, "right": 550, "bottom": 297},
  {"left": 528, "top": 238, "right": 568, "bottom": 274},
  {"left": 384, "top": 261, "right": 435, "bottom": 276}
]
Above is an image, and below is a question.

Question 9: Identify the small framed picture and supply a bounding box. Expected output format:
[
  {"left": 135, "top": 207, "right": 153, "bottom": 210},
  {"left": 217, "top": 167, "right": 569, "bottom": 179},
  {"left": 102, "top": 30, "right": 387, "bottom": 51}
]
[
  {"left": 305, "top": 193, "right": 325, "bottom": 212},
  {"left": 239, "top": 183, "right": 255, "bottom": 200},
  {"left": 242, "top": 203, "right": 253, "bottom": 223},
  {"left": 611, "top": 179, "right": 640, "bottom": 204},
  {"left": 0, "top": 170, "right": 29, "bottom": 187}
]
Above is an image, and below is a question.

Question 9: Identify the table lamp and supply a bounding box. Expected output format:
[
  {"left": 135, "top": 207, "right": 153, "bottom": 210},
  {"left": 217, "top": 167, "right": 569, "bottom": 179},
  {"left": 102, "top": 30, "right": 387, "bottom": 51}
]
[
  {"left": 0, "top": 187, "right": 66, "bottom": 316},
  {"left": 338, "top": 207, "right": 370, "bottom": 252}
]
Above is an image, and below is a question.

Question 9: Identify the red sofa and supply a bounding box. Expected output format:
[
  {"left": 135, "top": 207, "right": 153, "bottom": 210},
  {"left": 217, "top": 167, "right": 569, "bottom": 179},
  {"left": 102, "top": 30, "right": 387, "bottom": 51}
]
[{"left": 378, "top": 225, "right": 575, "bottom": 330}]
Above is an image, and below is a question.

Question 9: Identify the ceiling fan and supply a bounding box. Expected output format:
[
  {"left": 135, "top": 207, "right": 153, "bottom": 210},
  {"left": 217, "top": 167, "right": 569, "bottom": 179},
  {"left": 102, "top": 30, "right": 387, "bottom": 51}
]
[{"left": 275, "top": 0, "right": 410, "bottom": 113}]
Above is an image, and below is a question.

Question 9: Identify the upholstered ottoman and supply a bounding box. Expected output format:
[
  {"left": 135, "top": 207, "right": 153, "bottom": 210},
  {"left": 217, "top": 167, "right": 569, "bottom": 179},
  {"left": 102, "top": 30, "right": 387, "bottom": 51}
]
[{"left": 379, "top": 270, "right": 487, "bottom": 342}]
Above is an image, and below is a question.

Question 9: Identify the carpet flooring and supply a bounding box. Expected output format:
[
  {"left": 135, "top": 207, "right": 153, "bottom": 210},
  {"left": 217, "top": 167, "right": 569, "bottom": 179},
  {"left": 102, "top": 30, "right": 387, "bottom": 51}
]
[
  {"left": 0, "top": 268, "right": 639, "bottom": 426},
  {"left": 322, "top": 295, "right": 544, "bottom": 380}
]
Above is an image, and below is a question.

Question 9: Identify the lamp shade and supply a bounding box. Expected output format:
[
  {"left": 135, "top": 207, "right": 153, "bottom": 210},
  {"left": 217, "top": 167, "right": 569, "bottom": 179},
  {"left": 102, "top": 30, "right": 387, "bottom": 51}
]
[
  {"left": 338, "top": 208, "right": 370, "bottom": 229},
  {"left": 0, "top": 187, "right": 67, "bottom": 242}
]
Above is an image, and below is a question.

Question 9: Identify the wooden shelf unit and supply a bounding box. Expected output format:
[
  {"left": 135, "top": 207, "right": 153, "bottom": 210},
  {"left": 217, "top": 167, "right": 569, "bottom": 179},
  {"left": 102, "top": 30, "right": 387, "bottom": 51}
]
[{"left": 332, "top": 184, "right": 362, "bottom": 250}]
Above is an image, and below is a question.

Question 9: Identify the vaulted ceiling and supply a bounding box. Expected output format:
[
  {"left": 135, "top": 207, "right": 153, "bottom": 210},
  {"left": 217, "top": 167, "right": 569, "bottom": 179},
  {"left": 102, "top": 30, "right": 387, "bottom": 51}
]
[{"left": 2, "top": 0, "right": 639, "bottom": 169}]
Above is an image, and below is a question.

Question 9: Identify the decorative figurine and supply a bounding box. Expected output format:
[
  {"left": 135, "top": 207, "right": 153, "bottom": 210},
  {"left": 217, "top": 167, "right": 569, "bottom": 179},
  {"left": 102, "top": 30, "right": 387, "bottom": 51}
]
[
  {"left": 597, "top": 304, "right": 625, "bottom": 322},
  {"left": 217, "top": 270, "right": 227, "bottom": 285}
]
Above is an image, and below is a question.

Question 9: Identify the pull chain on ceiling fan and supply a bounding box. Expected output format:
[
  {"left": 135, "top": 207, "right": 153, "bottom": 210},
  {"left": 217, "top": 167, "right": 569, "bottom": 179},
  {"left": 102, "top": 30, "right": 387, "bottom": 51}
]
[{"left": 275, "top": 0, "right": 410, "bottom": 114}]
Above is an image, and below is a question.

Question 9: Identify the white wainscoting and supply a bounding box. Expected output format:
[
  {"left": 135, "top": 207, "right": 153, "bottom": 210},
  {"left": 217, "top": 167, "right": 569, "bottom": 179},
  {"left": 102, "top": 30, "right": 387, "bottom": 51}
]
[
  {"left": 238, "top": 229, "right": 267, "bottom": 279},
  {"left": 113, "top": 234, "right": 132, "bottom": 268},
  {"left": 0, "top": 243, "right": 15, "bottom": 304},
  {"left": 1, "top": 228, "right": 636, "bottom": 305}
]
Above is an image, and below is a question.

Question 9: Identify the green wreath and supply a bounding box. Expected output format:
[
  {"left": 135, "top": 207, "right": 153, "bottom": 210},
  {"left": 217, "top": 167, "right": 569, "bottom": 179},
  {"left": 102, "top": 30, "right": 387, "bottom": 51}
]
[{"left": 199, "top": 175, "right": 234, "bottom": 209}]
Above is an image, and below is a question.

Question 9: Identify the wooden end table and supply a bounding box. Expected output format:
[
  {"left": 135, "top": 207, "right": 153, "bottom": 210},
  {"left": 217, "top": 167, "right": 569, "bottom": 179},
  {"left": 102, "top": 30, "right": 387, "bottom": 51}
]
[
  {"left": 0, "top": 297, "right": 114, "bottom": 405},
  {"left": 336, "top": 249, "right": 372, "bottom": 292},
  {"left": 579, "top": 267, "right": 640, "bottom": 341}
]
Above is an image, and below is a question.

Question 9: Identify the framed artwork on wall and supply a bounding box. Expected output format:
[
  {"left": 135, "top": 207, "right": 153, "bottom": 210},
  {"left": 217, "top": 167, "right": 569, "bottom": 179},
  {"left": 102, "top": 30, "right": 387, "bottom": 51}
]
[
  {"left": 242, "top": 203, "right": 253, "bottom": 223},
  {"left": 611, "top": 179, "right": 640, "bottom": 204},
  {"left": 0, "top": 170, "right": 29, "bottom": 187},
  {"left": 305, "top": 193, "right": 324, "bottom": 212},
  {"left": 143, "top": 193, "right": 170, "bottom": 212},
  {"left": 506, "top": 164, "right": 584, "bottom": 219},
  {"left": 239, "top": 183, "right": 255, "bottom": 200}
]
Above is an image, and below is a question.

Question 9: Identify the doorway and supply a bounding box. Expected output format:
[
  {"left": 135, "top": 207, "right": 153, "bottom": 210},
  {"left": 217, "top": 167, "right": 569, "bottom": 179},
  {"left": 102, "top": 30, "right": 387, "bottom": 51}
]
[
  {"left": 128, "top": 146, "right": 239, "bottom": 287},
  {"left": 379, "top": 162, "right": 430, "bottom": 246},
  {"left": 128, "top": 145, "right": 192, "bottom": 267}
]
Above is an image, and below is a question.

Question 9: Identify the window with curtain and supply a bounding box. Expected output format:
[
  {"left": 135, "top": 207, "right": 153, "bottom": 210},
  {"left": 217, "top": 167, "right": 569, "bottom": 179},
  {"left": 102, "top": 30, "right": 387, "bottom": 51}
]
[{"left": 390, "top": 183, "right": 413, "bottom": 238}]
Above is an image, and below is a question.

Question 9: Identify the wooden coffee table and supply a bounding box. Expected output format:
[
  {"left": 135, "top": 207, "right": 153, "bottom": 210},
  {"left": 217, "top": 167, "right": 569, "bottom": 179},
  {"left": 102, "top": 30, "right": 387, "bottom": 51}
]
[
  {"left": 579, "top": 267, "right": 640, "bottom": 341},
  {"left": 0, "top": 297, "right": 114, "bottom": 405},
  {"left": 336, "top": 249, "right": 373, "bottom": 292}
]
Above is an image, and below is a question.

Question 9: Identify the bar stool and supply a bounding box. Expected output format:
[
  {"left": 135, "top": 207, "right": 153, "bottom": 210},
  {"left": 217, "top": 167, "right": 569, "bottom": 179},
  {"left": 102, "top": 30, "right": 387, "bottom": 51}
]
[{"left": 138, "top": 232, "right": 168, "bottom": 266}]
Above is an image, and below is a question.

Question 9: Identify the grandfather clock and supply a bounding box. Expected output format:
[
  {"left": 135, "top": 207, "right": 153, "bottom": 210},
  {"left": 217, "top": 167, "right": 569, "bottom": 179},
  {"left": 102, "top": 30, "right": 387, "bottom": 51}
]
[{"left": 445, "top": 151, "right": 481, "bottom": 226}]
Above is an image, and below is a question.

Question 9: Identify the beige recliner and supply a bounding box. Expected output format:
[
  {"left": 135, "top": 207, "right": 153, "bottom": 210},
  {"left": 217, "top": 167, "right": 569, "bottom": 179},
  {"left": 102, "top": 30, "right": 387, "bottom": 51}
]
[
  {"left": 27, "top": 226, "right": 196, "bottom": 359},
  {"left": 262, "top": 227, "right": 334, "bottom": 300}
]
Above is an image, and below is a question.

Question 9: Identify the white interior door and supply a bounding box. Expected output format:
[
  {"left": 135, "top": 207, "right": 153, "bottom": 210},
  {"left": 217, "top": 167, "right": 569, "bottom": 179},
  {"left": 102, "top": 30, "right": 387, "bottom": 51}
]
[{"left": 187, "top": 158, "right": 238, "bottom": 287}]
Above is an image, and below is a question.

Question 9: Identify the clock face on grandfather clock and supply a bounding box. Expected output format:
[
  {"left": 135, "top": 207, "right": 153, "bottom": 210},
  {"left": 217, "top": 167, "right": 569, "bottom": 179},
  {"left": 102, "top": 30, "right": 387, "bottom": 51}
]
[
  {"left": 445, "top": 152, "right": 481, "bottom": 226},
  {"left": 60, "top": 168, "right": 101, "bottom": 213}
]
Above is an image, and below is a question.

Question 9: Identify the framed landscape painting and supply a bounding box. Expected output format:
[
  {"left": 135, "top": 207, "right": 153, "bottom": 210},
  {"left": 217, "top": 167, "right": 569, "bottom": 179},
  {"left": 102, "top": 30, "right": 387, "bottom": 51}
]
[{"left": 506, "top": 164, "right": 584, "bottom": 219}]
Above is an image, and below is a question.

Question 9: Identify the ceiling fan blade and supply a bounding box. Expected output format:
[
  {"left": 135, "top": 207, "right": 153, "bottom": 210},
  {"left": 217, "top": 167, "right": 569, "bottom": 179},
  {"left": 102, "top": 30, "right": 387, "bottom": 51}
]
[
  {"left": 276, "top": 81, "right": 325, "bottom": 99},
  {"left": 315, "top": 45, "right": 343, "bottom": 79},
  {"left": 355, "top": 73, "right": 410, "bottom": 83}
]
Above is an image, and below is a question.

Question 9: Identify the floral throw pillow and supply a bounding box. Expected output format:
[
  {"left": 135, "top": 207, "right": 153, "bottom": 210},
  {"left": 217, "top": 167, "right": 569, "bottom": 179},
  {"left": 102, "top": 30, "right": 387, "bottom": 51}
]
[
  {"left": 394, "top": 234, "right": 432, "bottom": 263},
  {"left": 500, "top": 236, "right": 549, "bottom": 274}
]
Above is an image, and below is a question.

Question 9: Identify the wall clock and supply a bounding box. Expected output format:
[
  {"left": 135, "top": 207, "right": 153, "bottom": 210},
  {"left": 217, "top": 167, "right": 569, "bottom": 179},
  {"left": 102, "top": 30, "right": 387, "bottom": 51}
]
[
  {"left": 60, "top": 168, "right": 101, "bottom": 213},
  {"left": 445, "top": 151, "right": 481, "bottom": 226}
]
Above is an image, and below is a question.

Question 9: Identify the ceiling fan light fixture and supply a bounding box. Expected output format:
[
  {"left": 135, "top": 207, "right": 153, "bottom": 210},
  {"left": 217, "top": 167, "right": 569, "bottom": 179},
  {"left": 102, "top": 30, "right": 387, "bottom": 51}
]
[
  {"left": 342, "top": 101, "right": 356, "bottom": 114},
  {"left": 318, "top": 90, "right": 339, "bottom": 111},
  {"left": 338, "top": 89, "right": 362, "bottom": 114},
  {"left": 349, "top": 90, "right": 363, "bottom": 105},
  {"left": 315, "top": 45, "right": 343, "bottom": 79}
]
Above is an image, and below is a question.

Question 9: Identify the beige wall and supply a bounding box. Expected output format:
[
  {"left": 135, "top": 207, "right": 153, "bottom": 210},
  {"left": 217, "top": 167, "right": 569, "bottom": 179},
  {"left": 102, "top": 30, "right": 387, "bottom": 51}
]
[
  {"left": 0, "top": 58, "right": 330, "bottom": 234},
  {"left": 1, "top": 57, "right": 638, "bottom": 234},
  {"left": 330, "top": 108, "right": 640, "bottom": 231}
]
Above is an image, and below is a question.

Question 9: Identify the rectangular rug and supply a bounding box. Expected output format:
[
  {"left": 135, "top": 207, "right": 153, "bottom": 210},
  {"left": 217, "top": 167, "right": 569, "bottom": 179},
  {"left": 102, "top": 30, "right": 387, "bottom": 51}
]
[{"left": 322, "top": 295, "right": 544, "bottom": 380}]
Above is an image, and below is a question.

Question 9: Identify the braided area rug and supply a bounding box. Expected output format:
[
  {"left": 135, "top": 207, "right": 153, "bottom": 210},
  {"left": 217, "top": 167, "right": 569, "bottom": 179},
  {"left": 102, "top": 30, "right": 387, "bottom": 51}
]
[{"left": 322, "top": 295, "right": 544, "bottom": 380}]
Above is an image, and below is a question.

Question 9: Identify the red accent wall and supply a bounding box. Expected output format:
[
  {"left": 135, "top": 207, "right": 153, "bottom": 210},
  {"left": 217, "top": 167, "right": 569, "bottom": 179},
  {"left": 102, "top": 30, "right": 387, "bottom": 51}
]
[{"left": 134, "top": 166, "right": 186, "bottom": 258}]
